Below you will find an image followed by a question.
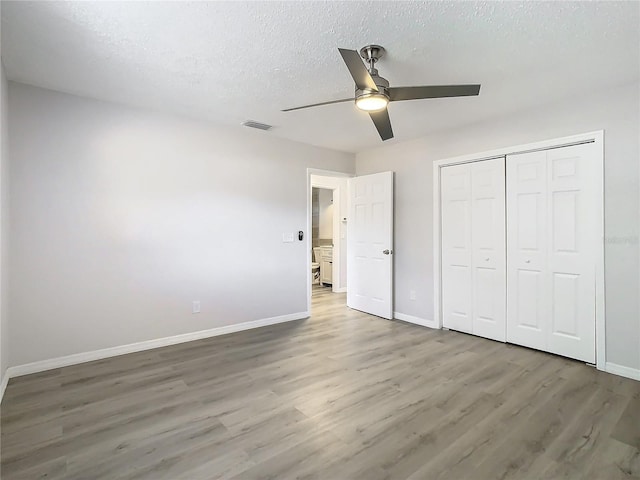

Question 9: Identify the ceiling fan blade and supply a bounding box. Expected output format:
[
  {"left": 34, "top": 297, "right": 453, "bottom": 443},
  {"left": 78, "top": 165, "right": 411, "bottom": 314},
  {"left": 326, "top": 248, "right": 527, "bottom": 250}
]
[
  {"left": 388, "top": 84, "right": 481, "bottom": 102},
  {"left": 338, "top": 48, "right": 378, "bottom": 92},
  {"left": 281, "top": 98, "right": 353, "bottom": 112},
  {"left": 369, "top": 109, "right": 394, "bottom": 141}
]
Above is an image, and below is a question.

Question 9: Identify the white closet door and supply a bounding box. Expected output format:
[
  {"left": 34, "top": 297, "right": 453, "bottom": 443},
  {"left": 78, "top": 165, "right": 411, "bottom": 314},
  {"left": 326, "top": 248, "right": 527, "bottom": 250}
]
[
  {"left": 506, "top": 152, "right": 548, "bottom": 350},
  {"left": 471, "top": 159, "right": 506, "bottom": 342},
  {"left": 441, "top": 164, "right": 473, "bottom": 334},
  {"left": 442, "top": 158, "right": 505, "bottom": 339},
  {"left": 506, "top": 144, "right": 596, "bottom": 363},
  {"left": 546, "top": 145, "right": 596, "bottom": 363}
]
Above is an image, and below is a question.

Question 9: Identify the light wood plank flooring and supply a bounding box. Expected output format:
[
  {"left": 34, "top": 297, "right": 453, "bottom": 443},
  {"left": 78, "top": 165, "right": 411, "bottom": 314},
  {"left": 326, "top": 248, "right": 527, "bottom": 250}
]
[{"left": 1, "top": 285, "right": 639, "bottom": 479}]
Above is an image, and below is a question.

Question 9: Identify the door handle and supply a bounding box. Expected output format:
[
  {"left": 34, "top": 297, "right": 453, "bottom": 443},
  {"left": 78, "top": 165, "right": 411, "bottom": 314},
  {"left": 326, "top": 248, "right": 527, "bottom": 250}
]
[
  {"left": 383, "top": 249, "right": 392, "bottom": 255},
  {"left": 525, "top": 259, "right": 531, "bottom": 263}
]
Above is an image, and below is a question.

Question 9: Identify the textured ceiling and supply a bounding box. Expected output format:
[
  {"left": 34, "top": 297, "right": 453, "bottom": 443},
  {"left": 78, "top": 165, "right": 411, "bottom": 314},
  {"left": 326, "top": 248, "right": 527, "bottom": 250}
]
[{"left": 2, "top": 1, "right": 639, "bottom": 153}]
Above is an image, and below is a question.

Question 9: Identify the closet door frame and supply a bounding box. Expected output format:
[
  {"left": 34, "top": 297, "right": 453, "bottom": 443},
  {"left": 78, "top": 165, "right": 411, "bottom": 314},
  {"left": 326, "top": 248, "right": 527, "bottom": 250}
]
[{"left": 433, "top": 131, "right": 604, "bottom": 370}]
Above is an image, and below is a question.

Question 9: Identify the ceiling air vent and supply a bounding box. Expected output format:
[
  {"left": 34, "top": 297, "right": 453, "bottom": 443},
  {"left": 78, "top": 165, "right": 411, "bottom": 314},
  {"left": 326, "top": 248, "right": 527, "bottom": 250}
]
[{"left": 242, "top": 120, "right": 273, "bottom": 131}]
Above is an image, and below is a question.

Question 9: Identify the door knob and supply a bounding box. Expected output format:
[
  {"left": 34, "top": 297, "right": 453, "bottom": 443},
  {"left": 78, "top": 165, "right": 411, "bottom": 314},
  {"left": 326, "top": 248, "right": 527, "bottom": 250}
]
[
  {"left": 383, "top": 249, "right": 392, "bottom": 255},
  {"left": 525, "top": 259, "right": 531, "bottom": 263},
  {"left": 485, "top": 257, "right": 490, "bottom": 261}
]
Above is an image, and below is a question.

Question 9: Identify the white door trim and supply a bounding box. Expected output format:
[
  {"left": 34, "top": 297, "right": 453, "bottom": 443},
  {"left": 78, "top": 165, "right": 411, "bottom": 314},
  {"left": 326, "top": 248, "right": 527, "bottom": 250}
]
[
  {"left": 307, "top": 168, "right": 353, "bottom": 313},
  {"left": 433, "top": 131, "right": 605, "bottom": 371}
]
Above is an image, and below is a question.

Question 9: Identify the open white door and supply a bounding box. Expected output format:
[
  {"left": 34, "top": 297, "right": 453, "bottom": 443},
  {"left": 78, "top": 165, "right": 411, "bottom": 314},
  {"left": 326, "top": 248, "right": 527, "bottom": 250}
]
[{"left": 347, "top": 172, "right": 394, "bottom": 319}]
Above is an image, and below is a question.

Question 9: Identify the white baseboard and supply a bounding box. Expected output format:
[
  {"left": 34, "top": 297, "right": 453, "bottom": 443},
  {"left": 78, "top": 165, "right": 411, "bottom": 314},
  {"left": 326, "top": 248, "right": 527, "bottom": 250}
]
[
  {"left": 605, "top": 362, "right": 640, "bottom": 382},
  {"left": 0, "top": 371, "right": 9, "bottom": 403},
  {"left": 5, "top": 311, "right": 309, "bottom": 380},
  {"left": 394, "top": 312, "right": 439, "bottom": 329}
]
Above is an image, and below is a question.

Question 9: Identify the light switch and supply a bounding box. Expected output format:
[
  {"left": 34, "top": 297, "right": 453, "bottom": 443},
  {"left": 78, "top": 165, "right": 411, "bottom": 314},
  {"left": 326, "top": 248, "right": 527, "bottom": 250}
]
[{"left": 282, "top": 232, "right": 294, "bottom": 243}]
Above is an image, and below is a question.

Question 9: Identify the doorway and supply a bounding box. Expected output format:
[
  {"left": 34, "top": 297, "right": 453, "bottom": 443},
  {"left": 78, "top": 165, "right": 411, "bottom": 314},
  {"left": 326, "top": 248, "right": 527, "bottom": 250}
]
[
  {"left": 306, "top": 168, "right": 395, "bottom": 319},
  {"left": 307, "top": 170, "right": 350, "bottom": 312},
  {"left": 311, "top": 186, "right": 335, "bottom": 290}
]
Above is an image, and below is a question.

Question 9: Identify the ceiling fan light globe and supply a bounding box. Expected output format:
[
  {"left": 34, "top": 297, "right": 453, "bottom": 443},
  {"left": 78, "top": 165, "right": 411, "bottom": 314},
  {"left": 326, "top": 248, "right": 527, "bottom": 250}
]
[{"left": 355, "top": 94, "right": 389, "bottom": 112}]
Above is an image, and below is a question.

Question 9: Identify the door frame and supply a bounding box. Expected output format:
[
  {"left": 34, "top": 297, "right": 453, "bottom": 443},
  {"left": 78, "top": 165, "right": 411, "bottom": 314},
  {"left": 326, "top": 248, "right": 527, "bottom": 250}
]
[
  {"left": 307, "top": 168, "right": 353, "bottom": 313},
  {"left": 433, "top": 131, "right": 605, "bottom": 370}
]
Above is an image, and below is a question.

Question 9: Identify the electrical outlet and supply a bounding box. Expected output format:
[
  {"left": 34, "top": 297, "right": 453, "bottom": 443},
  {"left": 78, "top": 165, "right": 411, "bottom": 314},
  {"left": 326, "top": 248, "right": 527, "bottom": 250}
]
[
  {"left": 192, "top": 301, "right": 201, "bottom": 314},
  {"left": 409, "top": 290, "right": 416, "bottom": 301}
]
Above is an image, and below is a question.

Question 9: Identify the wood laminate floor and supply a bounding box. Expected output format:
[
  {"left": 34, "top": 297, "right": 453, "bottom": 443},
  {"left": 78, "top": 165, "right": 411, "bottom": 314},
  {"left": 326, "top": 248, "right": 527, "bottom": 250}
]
[{"left": 1, "top": 285, "right": 639, "bottom": 479}]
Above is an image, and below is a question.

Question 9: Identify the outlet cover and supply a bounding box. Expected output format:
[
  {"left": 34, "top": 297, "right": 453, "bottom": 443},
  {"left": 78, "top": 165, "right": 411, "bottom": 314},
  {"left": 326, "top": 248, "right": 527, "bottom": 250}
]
[
  {"left": 409, "top": 290, "right": 417, "bottom": 301},
  {"left": 192, "top": 301, "right": 201, "bottom": 314},
  {"left": 282, "top": 232, "right": 294, "bottom": 243}
]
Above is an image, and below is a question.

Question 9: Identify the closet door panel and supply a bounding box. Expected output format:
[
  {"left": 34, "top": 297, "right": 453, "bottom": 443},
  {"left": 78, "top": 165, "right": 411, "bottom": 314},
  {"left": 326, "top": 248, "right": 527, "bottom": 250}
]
[
  {"left": 506, "top": 152, "right": 547, "bottom": 350},
  {"left": 506, "top": 144, "right": 596, "bottom": 362},
  {"left": 471, "top": 158, "right": 506, "bottom": 341},
  {"left": 441, "top": 164, "right": 473, "bottom": 334},
  {"left": 546, "top": 145, "right": 596, "bottom": 362}
]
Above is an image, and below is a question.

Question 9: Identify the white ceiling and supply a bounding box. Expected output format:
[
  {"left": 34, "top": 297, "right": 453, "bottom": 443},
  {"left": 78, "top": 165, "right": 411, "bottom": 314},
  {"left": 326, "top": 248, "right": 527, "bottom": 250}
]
[{"left": 2, "top": 1, "right": 639, "bottom": 153}]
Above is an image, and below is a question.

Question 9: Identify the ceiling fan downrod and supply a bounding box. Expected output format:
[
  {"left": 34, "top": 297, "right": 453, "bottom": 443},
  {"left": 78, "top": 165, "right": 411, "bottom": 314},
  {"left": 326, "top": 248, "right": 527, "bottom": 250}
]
[{"left": 359, "top": 44, "right": 385, "bottom": 75}]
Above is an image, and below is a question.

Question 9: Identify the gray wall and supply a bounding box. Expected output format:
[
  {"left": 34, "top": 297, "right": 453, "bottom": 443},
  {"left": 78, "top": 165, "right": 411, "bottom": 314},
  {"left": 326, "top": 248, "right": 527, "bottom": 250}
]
[
  {"left": 8, "top": 82, "right": 354, "bottom": 366},
  {"left": 356, "top": 81, "right": 640, "bottom": 371},
  {"left": 6, "top": 79, "right": 639, "bottom": 372}
]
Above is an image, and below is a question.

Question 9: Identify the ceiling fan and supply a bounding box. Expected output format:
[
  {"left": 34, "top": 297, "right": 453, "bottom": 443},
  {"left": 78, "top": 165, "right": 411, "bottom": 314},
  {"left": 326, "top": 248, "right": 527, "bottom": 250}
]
[{"left": 282, "top": 45, "right": 481, "bottom": 141}]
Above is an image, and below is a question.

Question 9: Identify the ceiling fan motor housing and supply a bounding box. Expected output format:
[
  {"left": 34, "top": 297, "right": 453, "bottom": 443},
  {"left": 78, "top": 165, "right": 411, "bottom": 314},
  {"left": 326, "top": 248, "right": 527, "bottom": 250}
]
[{"left": 355, "top": 74, "right": 390, "bottom": 101}]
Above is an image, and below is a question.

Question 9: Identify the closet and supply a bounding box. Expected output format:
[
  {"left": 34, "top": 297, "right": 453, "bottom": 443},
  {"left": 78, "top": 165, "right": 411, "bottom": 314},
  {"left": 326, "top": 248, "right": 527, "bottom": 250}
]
[{"left": 439, "top": 140, "right": 599, "bottom": 363}]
